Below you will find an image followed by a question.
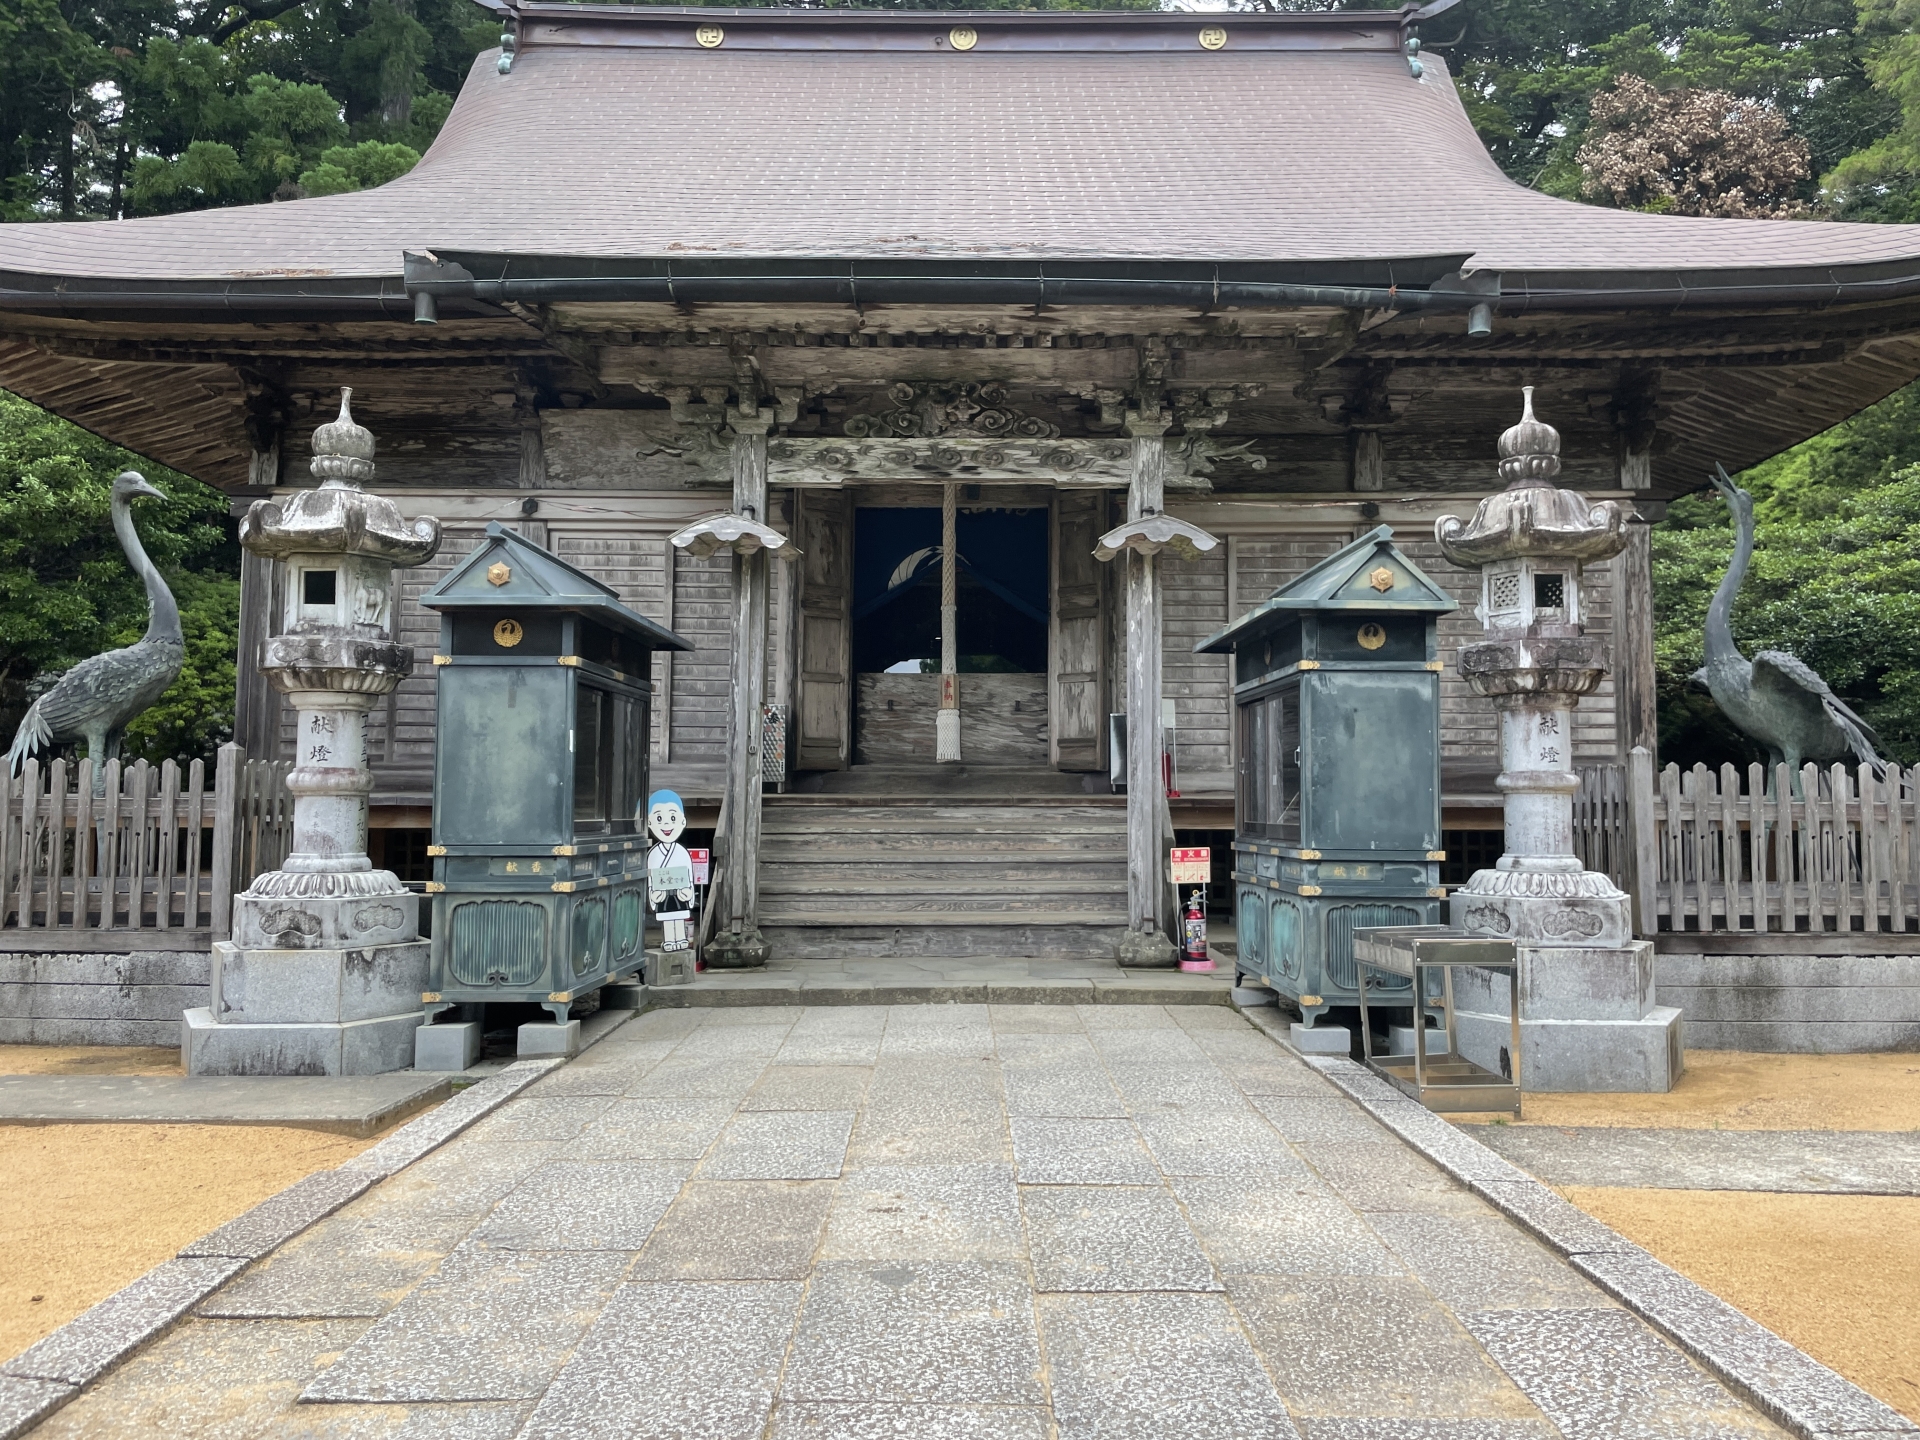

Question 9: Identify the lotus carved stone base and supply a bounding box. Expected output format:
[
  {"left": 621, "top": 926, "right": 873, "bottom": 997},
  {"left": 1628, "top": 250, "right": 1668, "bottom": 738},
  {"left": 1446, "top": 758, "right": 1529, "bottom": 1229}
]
[
  {"left": 1454, "top": 871, "right": 1632, "bottom": 950},
  {"left": 231, "top": 882, "right": 418, "bottom": 951}
]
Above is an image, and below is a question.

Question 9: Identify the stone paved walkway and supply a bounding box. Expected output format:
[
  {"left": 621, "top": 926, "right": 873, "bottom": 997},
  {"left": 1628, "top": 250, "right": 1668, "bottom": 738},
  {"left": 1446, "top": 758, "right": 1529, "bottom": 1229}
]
[
  {"left": 32, "top": 1005, "right": 1783, "bottom": 1439},
  {"left": 1473, "top": 1123, "right": 1920, "bottom": 1196}
]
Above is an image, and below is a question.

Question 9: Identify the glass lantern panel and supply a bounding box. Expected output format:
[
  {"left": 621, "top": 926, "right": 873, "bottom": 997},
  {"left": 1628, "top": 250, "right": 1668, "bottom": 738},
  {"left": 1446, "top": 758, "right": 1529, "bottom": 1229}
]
[
  {"left": 573, "top": 685, "right": 617, "bottom": 831},
  {"left": 1239, "top": 699, "right": 1267, "bottom": 830},
  {"left": 1277, "top": 692, "right": 1301, "bottom": 843}
]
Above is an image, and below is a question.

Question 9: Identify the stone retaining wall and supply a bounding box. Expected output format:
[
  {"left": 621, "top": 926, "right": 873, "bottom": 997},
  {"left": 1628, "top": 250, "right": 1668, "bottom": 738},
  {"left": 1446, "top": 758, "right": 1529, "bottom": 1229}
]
[
  {"left": 1657, "top": 952, "right": 1920, "bottom": 1052},
  {"left": 0, "top": 951, "right": 209, "bottom": 1047}
]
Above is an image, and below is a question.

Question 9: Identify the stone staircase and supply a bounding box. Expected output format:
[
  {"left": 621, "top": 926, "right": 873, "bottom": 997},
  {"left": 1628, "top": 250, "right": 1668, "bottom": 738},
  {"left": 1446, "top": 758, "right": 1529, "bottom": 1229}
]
[{"left": 756, "top": 793, "right": 1130, "bottom": 959}]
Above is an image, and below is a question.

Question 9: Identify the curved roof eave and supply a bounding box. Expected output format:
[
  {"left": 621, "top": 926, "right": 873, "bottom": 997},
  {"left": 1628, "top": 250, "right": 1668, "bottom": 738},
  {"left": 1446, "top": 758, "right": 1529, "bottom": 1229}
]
[{"left": 0, "top": 10, "right": 1917, "bottom": 317}]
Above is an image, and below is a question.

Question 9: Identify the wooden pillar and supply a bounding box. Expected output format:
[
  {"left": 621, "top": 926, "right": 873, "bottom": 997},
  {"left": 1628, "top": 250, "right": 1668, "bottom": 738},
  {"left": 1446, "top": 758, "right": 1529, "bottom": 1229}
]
[
  {"left": 1350, "top": 430, "right": 1386, "bottom": 491},
  {"left": 937, "top": 481, "right": 960, "bottom": 762},
  {"left": 1119, "top": 412, "right": 1177, "bottom": 967},
  {"left": 1613, "top": 515, "right": 1657, "bottom": 760},
  {"left": 234, "top": 546, "right": 282, "bottom": 760},
  {"left": 710, "top": 412, "right": 773, "bottom": 969}
]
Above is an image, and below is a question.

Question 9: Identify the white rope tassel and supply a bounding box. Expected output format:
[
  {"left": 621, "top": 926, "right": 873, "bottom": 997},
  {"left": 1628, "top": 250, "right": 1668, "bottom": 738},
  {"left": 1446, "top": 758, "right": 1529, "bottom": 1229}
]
[{"left": 937, "top": 482, "right": 960, "bottom": 763}]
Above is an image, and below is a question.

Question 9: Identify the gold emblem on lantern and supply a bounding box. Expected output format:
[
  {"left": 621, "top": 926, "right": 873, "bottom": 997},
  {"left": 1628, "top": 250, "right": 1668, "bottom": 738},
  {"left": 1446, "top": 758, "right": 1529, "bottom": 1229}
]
[
  {"left": 494, "top": 618, "right": 524, "bottom": 648},
  {"left": 695, "top": 23, "right": 724, "bottom": 47},
  {"left": 1368, "top": 566, "right": 1395, "bottom": 592},
  {"left": 948, "top": 26, "right": 977, "bottom": 49},
  {"left": 1198, "top": 25, "right": 1227, "bottom": 49},
  {"left": 1358, "top": 622, "right": 1387, "bottom": 651},
  {"left": 487, "top": 562, "right": 511, "bottom": 586}
]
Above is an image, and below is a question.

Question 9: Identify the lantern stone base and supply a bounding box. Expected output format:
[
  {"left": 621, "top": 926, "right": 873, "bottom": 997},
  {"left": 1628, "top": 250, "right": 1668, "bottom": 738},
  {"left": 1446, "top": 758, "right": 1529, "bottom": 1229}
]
[
  {"left": 1448, "top": 941, "right": 1685, "bottom": 1093},
  {"left": 183, "top": 1007, "right": 424, "bottom": 1077},
  {"left": 183, "top": 938, "right": 429, "bottom": 1076},
  {"left": 1117, "top": 927, "right": 1178, "bottom": 968},
  {"left": 705, "top": 928, "right": 771, "bottom": 970}
]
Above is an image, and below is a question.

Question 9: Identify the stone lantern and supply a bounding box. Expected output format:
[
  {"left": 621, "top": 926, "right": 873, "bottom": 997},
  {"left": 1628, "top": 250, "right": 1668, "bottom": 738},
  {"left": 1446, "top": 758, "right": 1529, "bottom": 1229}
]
[
  {"left": 1433, "top": 388, "right": 1681, "bottom": 1091},
  {"left": 184, "top": 390, "right": 443, "bottom": 1076}
]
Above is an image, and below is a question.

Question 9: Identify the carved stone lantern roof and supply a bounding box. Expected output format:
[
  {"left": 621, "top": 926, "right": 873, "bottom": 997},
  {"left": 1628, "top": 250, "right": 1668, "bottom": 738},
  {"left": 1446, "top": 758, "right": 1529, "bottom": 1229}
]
[
  {"left": 1433, "top": 388, "right": 1631, "bottom": 567},
  {"left": 239, "top": 390, "right": 442, "bottom": 564},
  {"left": 1093, "top": 514, "right": 1220, "bottom": 563},
  {"left": 669, "top": 513, "right": 799, "bottom": 562}
]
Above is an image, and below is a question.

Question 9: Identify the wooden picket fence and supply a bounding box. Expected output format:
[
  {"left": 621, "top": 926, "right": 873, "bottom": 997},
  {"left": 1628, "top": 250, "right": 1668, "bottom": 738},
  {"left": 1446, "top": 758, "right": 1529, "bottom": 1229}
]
[
  {"left": 1, "top": 742, "right": 292, "bottom": 941},
  {"left": 1574, "top": 748, "right": 1920, "bottom": 936}
]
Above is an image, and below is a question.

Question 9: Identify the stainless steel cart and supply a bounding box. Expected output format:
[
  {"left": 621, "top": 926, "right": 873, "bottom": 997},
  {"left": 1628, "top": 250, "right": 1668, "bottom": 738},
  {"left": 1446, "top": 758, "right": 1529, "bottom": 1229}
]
[{"left": 1352, "top": 925, "right": 1521, "bottom": 1117}]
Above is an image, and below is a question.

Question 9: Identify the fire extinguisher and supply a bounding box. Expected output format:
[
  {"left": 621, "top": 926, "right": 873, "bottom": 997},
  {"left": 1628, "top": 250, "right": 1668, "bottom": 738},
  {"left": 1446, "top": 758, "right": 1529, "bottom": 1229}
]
[{"left": 1180, "top": 890, "right": 1212, "bottom": 972}]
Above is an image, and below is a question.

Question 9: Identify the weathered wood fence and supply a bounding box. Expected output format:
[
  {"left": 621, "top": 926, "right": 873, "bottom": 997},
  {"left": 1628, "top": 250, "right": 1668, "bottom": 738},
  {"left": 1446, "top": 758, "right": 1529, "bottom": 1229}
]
[
  {"left": 1, "top": 742, "right": 293, "bottom": 942},
  {"left": 1574, "top": 748, "right": 1920, "bottom": 936}
]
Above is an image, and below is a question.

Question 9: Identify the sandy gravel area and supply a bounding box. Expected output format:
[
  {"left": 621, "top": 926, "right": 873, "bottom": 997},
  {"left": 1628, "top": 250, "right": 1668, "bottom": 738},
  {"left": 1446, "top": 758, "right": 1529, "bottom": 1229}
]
[
  {"left": 0, "top": 1122, "right": 372, "bottom": 1359},
  {"left": 1459, "top": 1049, "right": 1920, "bottom": 1131},
  {"left": 1450, "top": 1049, "right": 1920, "bottom": 1423},
  {"left": 1568, "top": 1187, "right": 1920, "bottom": 1422},
  {"left": 0, "top": 1045, "right": 185, "bottom": 1077},
  {"left": 0, "top": 1045, "right": 380, "bottom": 1360}
]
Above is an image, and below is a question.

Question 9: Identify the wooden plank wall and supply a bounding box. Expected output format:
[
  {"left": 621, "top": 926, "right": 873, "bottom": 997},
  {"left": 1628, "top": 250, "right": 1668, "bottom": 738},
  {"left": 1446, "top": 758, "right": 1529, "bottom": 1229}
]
[
  {"left": 549, "top": 528, "right": 673, "bottom": 758},
  {"left": 1161, "top": 548, "right": 1232, "bottom": 790},
  {"left": 669, "top": 550, "right": 733, "bottom": 764}
]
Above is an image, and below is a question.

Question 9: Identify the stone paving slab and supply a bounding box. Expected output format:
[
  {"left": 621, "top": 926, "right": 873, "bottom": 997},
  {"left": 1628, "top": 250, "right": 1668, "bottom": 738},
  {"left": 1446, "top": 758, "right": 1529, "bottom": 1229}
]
[
  {"left": 20, "top": 1002, "right": 1815, "bottom": 1440},
  {"left": 1040, "top": 1291, "right": 1300, "bottom": 1439},
  {"left": 631, "top": 1180, "right": 834, "bottom": 1281},
  {"left": 1021, "top": 1183, "right": 1221, "bottom": 1292},
  {"left": 299, "top": 1246, "right": 630, "bottom": 1403},
  {"left": 783, "top": 1260, "right": 1043, "bottom": 1406},
  {"left": 1009, "top": 1115, "right": 1158, "bottom": 1184},
  {"left": 0, "top": 1073, "right": 450, "bottom": 1137},
  {"left": 1473, "top": 1124, "right": 1920, "bottom": 1195},
  {"left": 519, "top": 1281, "right": 801, "bottom": 1440}
]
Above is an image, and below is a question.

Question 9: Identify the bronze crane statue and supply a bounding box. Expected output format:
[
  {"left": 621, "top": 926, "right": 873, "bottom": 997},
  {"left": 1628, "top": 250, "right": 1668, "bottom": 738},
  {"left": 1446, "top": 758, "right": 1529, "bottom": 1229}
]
[
  {"left": 1691, "top": 465, "right": 1884, "bottom": 791},
  {"left": 7, "top": 472, "right": 184, "bottom": 777}
]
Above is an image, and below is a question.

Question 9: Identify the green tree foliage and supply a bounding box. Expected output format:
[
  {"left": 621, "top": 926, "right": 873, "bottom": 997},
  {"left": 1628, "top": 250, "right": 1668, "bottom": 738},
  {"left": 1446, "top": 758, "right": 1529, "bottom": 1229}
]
[
  {"left": 0, "top": 392, "right": 239, "bottom": 766},
  {"left": 1419, "top": 0, "right": 1888, "bottom": 199},
  {"left": 0, "top": 0, "right": 492, "bottom": 221}
]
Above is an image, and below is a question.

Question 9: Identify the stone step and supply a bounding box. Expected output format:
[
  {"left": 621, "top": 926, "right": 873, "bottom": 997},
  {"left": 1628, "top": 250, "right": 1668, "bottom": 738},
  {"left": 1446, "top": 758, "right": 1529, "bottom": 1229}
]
[
  {"left": 757, "top": 859, "right": 1129, "bottom": 884},
  {"left": 760, "top": 840, "right": 1125, "bottom": 861},
  {"left": 760, "top": 817, "right": 1128, "bottom": 840},
  {"left": 758, "top": 921, "right": 1134, "bottom": 959},
  {"left": 761, "top": 889, "right": 1127, "bottom": 918},
  {"left": 764, "top": 802, "right": 1121, "bottom": 821}
]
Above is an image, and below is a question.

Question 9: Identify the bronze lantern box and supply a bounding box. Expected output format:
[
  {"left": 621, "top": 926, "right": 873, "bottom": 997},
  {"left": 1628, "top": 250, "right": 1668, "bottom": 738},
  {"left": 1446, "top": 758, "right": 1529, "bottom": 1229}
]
[{"left": 418, "top": 522, "right": 692, "bottom": 1027}]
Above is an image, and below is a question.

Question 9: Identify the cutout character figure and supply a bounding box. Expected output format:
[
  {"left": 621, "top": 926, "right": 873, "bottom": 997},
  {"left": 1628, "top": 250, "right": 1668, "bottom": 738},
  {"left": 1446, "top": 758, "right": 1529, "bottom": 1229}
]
[{"left": 644, "top": 789, "right": 696, "bottom": 953}]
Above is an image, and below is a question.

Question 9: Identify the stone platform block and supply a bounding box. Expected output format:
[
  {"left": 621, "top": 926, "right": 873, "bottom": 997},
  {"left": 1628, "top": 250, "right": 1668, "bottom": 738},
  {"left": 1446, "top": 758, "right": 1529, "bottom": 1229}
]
[
  {"left": 600, "top": 981, "right": 651, "bottom": 1011},
  {"left": 1386, "top": 1023, "right": 1444, "bottom": 1056},
  {"left": 211, "top": 940, "right": 429, "bottom": 1026},
  {"left": 1290, "top": 1023, "right": 1351, "bottom": 1056},
  {"left": 184, "top": 1007, "right": 423, "bottom": 1077},
  {"left": 644, "top": 948, "right": 694, "bottom": 987},
  {"left": 518, "top": 1019, "right": 582, "bottom": 1058},
  {"left": 415, "top": 1021, "right": 481, "bottom": 1072},
  {"left": 1454, "top": 1004, "right": 1684, "bottom": 1093}
]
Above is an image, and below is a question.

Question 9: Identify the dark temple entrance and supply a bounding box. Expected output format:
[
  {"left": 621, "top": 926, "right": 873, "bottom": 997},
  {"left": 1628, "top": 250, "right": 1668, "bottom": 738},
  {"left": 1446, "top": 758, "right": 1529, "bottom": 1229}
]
[{"left": 850, "top": 504, "right": 1050, "bottom": 766}]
